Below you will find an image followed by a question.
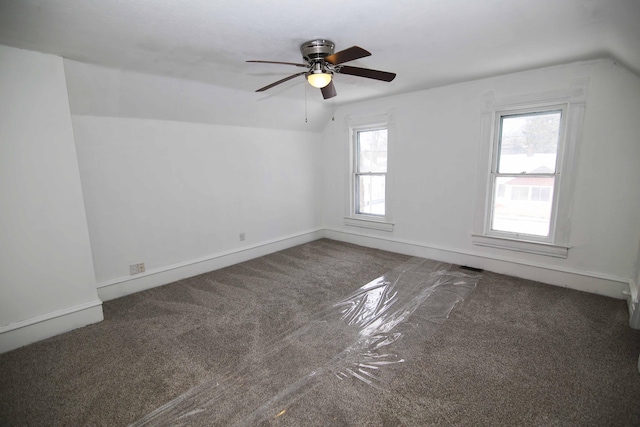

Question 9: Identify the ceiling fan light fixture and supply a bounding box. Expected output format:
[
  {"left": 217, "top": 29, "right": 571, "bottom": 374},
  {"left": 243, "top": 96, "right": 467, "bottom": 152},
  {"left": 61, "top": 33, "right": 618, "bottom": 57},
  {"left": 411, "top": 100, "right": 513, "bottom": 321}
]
[
  {"left": 307, "top": 72, "right": 332, "bottom": 88},
  {"left": 248, "top": 40, "right": 395, "bottom": 99}
]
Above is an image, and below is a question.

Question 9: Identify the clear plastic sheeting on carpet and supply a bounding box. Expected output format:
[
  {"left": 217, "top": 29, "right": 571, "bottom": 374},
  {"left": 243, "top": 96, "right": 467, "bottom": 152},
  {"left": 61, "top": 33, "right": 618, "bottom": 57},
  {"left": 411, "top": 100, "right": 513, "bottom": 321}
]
[{"left": 130, "top": 258, "right": 481, "bottom": 427}]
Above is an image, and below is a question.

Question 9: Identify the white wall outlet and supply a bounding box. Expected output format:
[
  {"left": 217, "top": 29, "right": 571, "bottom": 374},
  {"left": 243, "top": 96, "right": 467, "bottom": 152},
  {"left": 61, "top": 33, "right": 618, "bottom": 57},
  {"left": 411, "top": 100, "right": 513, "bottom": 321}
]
[
  {"left": 239, "top": 232, "right": 246, "bottom": 241},
  {"left": 130, "top": 263, "right": 145, "bottom": 275}
]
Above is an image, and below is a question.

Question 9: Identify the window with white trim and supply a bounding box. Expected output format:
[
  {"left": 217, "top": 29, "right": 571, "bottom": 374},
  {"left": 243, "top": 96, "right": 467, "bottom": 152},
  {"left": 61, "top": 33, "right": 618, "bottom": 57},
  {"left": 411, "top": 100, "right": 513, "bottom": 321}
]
[
  {"left": 472, "top": 80, "right": 587, "bottom": 258},
  {"left": 355, "top": 127, "right": 388, "bottom": 216},
  {"left": 344, "top": 113, "right": 395, "bottom": 232},
  {"left": 490, "top": 107, "right": 564, "bottom": 240}
]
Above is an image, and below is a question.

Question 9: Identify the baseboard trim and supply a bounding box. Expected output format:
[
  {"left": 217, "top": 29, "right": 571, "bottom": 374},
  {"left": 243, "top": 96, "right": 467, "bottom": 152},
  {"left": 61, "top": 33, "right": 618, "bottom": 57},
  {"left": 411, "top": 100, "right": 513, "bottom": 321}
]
[
  {"left": 628, "top": 279, "right": 640, "bottom": 329},
  {"left": 97, "top": 229, "right": 325, "bottom": 301},
  {"left": 0, "top": 299, "right": 103, "bottom": 354},
  {"left": 324, "top": 228, "right": 630, "bottom": 300}
]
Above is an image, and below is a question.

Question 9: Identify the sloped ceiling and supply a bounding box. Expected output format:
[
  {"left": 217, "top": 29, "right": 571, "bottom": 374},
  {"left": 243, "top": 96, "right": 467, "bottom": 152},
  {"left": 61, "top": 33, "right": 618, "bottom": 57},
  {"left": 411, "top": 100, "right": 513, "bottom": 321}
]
[{"left": 1, "top": 0, "right": 639, "bottom": 107}]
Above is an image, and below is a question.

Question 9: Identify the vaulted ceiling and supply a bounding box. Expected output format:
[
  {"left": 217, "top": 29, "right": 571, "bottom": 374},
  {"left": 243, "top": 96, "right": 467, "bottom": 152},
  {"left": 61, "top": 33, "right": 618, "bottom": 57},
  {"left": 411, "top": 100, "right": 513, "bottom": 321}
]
[{"left": 1, "top": 0, "right": 639, "bottom": 106}]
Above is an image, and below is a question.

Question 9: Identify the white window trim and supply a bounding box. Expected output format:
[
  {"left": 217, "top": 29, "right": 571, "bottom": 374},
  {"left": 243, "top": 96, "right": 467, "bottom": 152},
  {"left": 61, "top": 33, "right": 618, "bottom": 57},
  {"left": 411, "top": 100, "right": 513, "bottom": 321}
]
[
  {"left": 472, "top": 79, "right": 588, "bottom": 257},
  {"left": 472, "top": 234, "right": 570, "bottom": 258},
  {"left": 344, "top": 110, "right": 395, "bottom": 232},
  {"left": 488, "top": 104, "right": 566, "bottom": 244},
  {"left": 344, "top": 216, "right": 394, "bottom": 232}
]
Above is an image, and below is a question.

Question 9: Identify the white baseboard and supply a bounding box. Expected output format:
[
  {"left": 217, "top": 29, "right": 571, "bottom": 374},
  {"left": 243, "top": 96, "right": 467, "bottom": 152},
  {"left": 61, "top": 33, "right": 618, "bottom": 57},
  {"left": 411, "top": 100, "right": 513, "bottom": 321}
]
[
  {"left": 324, "top": 228, "right": 630, "bottom": 300},
  {"left": 0, "top": 300, "right": 104, "bottom": 354},
  {"left": 628, "top": 280, "right": 640, "bottom": 330},
  {"left": 630, "top": 241, "right": 640, "bottom": 329},
  {"left": 100, "top": 226, "right": 629, "bottom": 302},
  {"left": 98, "top": 229, "right": 325, "bottom": 301}
]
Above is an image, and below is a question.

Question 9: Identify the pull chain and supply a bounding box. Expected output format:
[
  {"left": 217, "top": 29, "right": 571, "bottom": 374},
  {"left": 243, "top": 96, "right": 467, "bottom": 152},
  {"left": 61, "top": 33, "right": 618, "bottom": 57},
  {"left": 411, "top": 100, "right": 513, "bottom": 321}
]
[
  {"left": 332, "top": 97, "right": 335, "bottom": 121},
  {"left": 304, "top": 84, "right": 308, "bottom": 123}
]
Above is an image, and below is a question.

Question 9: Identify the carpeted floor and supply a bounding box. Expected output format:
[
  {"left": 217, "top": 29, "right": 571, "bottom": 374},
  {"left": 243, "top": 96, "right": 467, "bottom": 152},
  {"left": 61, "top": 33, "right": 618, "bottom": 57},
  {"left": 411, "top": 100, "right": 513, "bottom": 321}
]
[{"left": 1, "top": 239, "right": 639, "bottom": 426}]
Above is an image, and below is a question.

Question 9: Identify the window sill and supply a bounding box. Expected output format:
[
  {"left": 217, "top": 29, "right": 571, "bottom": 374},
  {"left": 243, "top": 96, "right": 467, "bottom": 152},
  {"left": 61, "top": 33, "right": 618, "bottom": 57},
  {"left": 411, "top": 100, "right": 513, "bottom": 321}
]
[
  {"left": 344, "top": 216, "right": 394, "bottom": 232},
  {"left": 472, "top": 234, "right": 569, "bottom": 258}
]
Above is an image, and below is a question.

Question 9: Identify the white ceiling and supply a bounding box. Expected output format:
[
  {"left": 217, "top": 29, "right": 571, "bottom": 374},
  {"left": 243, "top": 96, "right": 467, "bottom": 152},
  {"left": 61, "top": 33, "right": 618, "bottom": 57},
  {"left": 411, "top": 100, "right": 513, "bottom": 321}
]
[{"left": 1, "top": 0, "right": 639, "bottom": 105}]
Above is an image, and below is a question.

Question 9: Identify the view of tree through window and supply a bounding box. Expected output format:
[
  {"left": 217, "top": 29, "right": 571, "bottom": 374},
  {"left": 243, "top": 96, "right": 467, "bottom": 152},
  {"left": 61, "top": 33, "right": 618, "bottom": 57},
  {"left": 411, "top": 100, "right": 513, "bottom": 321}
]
[
  {"left": 491, "top": 111, "right": 561, "bottom": 237},
  {"left": 355, "top": 128, "right": 387, "bottom": 216}
]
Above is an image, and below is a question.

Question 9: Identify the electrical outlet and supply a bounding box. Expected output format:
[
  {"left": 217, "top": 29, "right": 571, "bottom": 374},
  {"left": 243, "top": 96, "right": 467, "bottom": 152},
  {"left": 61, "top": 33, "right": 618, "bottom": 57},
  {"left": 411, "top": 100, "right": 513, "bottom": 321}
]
[
  {"left": 130, "top": 263, "right": 146, "bottom": 275},
  {"left": 239, "top": 232, "right": 246, "bottom": 241}
]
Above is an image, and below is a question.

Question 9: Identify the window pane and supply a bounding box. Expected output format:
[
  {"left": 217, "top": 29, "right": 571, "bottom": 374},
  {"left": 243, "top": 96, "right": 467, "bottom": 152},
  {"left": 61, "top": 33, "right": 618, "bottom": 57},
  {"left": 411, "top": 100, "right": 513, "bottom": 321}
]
[
  {"left": 357, "top": 174, "right": 385, "bottom": 215},
  {"left": 491, "top": 176, "right": 555, "bottom": 237},
  {"left": 498, "top": 111, "right": 561, "bottom": 174},
  {"left": 358, "top": 129, "right": 387, "bottom": 173}
]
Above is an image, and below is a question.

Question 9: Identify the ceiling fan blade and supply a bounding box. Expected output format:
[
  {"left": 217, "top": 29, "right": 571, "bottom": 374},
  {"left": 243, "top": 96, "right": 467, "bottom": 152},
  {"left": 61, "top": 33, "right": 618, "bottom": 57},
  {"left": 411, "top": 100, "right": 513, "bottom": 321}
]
[
  {"left": 247, "top": 60, "right": 308, "bottom": 68},
  {"left": 321, "top": 80, "right": 337, "bottom": 99},
  {"left": 255, "top": 71, "right": 307, "bottom": 92},
  {"left": 325, "top": 46, "right": 371, "bottom": 65},
  {"left": 337, "top": 65, "right": 396, "bottom": 82}
]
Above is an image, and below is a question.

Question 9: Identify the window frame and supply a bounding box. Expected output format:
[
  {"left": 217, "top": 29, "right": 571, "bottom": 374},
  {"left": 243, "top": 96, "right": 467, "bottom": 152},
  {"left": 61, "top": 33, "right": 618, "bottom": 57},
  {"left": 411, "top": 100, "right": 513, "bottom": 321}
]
[
  {"left": 354, "top": 126, "right": 388, "bottom": 217},
  {"left": 344, "top": 112, "right": 395, "bottom": 232},
  {"left": 472, "top": 79, "right": 588, "bottom": 258},
  {"left": 486, "top": 105, "right": 567, "bottom": 244}
]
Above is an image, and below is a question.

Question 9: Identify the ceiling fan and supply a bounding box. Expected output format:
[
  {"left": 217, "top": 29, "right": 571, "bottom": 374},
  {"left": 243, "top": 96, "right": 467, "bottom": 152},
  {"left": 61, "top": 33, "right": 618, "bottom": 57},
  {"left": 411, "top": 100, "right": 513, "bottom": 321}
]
[{"left": 247, "top": 39, "right": 396, "bottom": 99}]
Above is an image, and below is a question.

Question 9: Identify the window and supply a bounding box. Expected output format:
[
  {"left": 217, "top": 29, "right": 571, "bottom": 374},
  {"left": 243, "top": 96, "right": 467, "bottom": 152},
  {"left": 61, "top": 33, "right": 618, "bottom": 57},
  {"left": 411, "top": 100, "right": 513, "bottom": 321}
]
[
  {"left": 472, "top": 80, "right": 587, "bottom": 258},
  {"left": 490, "top": 109, "right": 562, "bottom": 238},
  {"left": 355, "top": 128, "right": 387, "bottom": 216},
  {"left": 344, "top": 112, "right": 394, "bottom": 232}
]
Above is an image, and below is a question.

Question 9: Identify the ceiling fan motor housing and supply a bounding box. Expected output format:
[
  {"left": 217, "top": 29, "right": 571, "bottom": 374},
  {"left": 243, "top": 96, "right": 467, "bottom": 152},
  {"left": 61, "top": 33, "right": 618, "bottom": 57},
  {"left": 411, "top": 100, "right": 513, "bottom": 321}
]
[{"left": 300, "top": 39, "right": 335, "bottom": 63}]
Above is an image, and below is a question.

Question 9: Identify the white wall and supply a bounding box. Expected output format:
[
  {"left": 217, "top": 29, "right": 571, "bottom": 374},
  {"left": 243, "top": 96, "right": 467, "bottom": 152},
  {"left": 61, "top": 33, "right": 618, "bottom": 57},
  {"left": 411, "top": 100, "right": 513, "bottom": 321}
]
[
  {"left": 72, "top": 116, "right": 323, "bottom": 297},
  {"left": 0, "top": 46, "right": 103, "bottom": 353},
  {"left": 322, "top": 59, "right": 640, "bottom": 299}
]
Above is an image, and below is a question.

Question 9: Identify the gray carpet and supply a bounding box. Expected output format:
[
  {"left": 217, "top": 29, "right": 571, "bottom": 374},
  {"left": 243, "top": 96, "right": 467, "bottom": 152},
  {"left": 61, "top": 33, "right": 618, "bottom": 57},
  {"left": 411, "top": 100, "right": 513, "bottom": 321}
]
[{"left": 1, "top": 239, "right": 639, "bottom": 426}]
